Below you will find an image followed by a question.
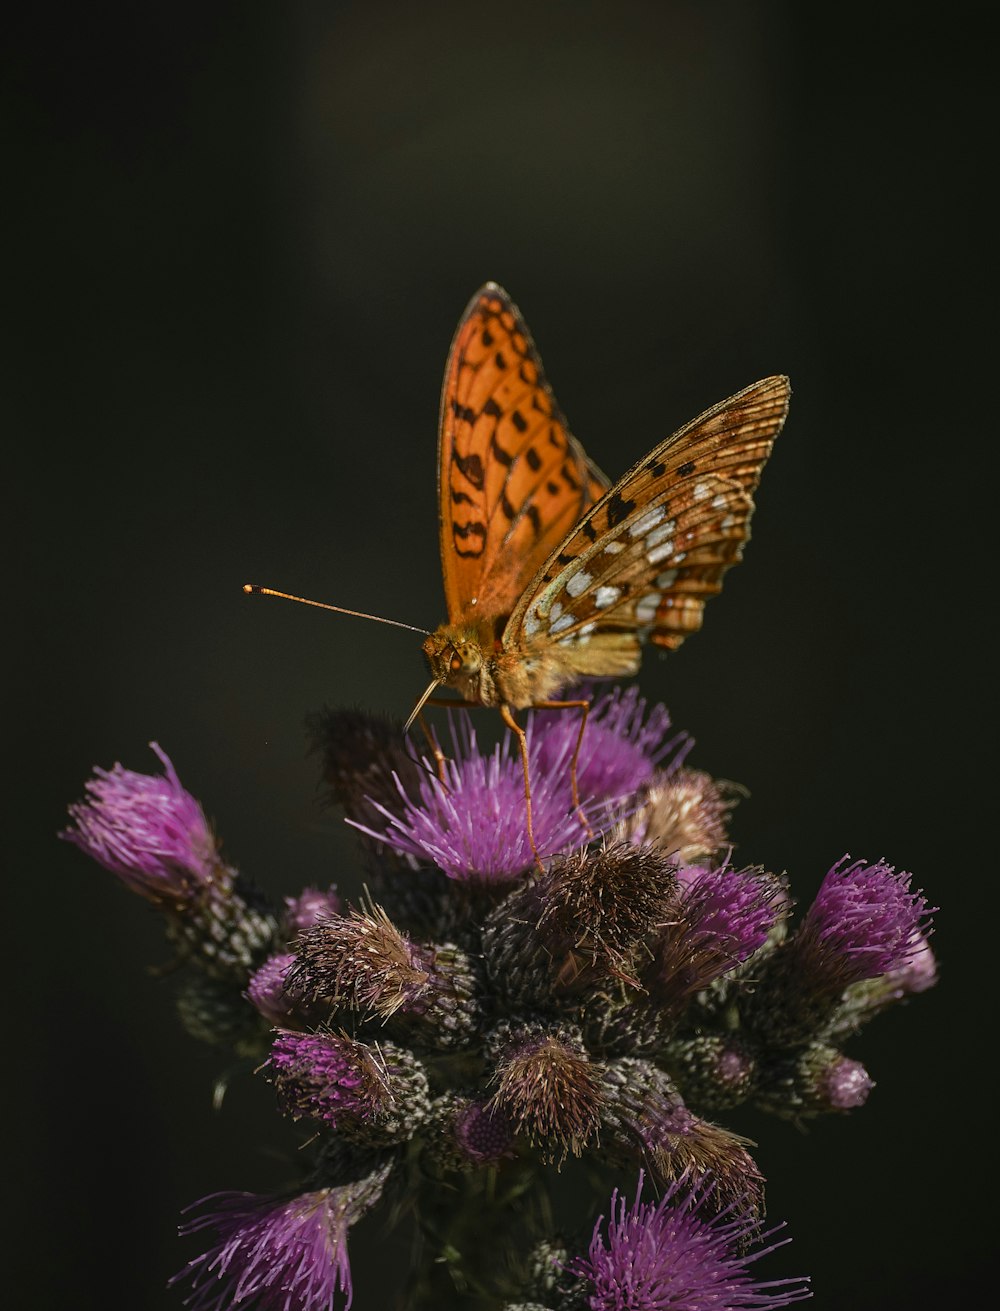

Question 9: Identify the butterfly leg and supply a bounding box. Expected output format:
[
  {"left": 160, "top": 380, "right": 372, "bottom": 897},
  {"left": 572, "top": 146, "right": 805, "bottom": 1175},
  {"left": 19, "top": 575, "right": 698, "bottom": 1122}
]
[
  {"left": 534, "top": 698, "right": 593, "bottom": 837},
  {"left": 416, "top": 713, "right": 449, "bottom": 785},
  {"left": 499, "top": 703, "right": 545, "bottom": 875}
]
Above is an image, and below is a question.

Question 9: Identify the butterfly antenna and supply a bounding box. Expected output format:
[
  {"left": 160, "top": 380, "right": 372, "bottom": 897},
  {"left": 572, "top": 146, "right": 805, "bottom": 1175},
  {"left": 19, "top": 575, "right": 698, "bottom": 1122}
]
[
  {"left": 243, "top": 585, "right": 430, "bottom": 636},
  {"left": 403, "top": 678, "right": 441, "bottom": 734}
]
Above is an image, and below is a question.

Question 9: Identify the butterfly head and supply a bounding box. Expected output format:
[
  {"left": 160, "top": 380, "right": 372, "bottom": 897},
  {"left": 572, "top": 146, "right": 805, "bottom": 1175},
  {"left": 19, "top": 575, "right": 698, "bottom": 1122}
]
[{"left": 422, "top": 625, "right": 495, "bottom": 702}]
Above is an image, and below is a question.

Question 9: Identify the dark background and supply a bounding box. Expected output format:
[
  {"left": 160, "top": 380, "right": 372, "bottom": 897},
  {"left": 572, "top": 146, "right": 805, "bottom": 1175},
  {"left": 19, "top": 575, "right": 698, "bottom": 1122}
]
[{"left": 9, "top": 3, "right": 991, "bottom": 1308}]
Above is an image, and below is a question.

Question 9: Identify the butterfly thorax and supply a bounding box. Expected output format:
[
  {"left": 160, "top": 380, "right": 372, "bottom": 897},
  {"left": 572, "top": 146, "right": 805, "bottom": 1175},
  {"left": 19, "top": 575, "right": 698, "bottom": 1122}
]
[{"left": 422, "top": 621, "right": 569, "bottom": 710}]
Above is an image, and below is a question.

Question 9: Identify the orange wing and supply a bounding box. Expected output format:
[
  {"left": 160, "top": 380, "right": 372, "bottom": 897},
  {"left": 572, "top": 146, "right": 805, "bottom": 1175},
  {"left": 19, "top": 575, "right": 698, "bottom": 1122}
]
[
  {"left": 438, "top": 283, "right": 609, "bottom": 626},
  {"left": 504, "top": 375, "right": 790, "bottom": 658}
]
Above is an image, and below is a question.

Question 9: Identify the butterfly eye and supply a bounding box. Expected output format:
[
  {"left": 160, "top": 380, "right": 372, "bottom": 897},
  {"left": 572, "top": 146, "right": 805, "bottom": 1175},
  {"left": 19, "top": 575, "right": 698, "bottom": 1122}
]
[{"left": 449, "top": 653, "right": 463, "bottom": 673}]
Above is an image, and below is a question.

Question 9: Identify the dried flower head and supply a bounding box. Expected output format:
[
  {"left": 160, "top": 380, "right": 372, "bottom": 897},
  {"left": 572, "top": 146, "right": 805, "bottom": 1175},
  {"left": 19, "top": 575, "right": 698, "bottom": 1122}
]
[
  {"left": 526, "top": 840, "right": 677, "bottom": 991},
  {"left": 600, "top": 1058, "right": 764, "bottom": 1219},
  {"left": 284, "top": 902, "right": 480, "bottom": 1047},
  {"left": 620, "top": 767, "right": 739, "bottom": 865},
  {"left": 487, "top": 1021, "right": 605, "bottom": 1163}
]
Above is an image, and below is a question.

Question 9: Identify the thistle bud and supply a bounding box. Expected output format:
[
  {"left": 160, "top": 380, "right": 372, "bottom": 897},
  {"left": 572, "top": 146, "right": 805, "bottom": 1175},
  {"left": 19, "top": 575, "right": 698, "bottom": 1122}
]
[
  {"left": 754, "top": 1042, "right": 875, "bottom": 1120},
  {"left": 422, "top": 1093, "right": 517, "bottom": 1172}
]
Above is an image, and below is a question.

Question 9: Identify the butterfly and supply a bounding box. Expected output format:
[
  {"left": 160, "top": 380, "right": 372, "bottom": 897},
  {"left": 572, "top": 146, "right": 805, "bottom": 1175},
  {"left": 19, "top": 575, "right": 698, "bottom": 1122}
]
[
  {"left": 403, "top": 283, "right": 788, "bottom": 845},
  {"left": 248, "top": 283, "right": 789, "bottom": 862}
]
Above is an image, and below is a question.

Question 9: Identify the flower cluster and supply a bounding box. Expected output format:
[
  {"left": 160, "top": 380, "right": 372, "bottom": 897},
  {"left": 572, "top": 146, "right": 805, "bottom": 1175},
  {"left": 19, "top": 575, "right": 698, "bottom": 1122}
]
[{"left": 61, "top": 686, "right": 936, "bottom": 1309}]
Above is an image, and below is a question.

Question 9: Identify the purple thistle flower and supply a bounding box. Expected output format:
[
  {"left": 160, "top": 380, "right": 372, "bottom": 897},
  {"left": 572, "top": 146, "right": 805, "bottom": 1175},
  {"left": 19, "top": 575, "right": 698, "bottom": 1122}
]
[
  {"left": 794, "top": 856, "right": 934, "bottom": 988},
  {"left": 266, "top": 1030, "right": 430, "bottom": 1142},
  {"left": 60, "top": 743, "right": 217, "bottom": 902},
  {"left": 744, "top": 858, "right": 935, "bottom": 1047},
  {"left": 676, "top": 864, "right": 783, "bottom": 965},
  {"left": 571, "top": 1170, "right": 811, "bottom": 1310},
  {"left": 534, "top": 685, "right": 690, "bottom": 805},
  {"left": 648, "top": 865, "right": 784, "bottom": 1012},
  {"left": 348, "top": 693, "right": 687, "bottom": 884},
  {"left": 347, "top": 721, "right": 599, "bottom": 884},
  {"left": 284, "top": 884, "right": 343, "bottom": 935},
  {"left": 267, "top": 1030, "right": 389, "bottom": 1128},
  {"left": 246, "top": 953, "right": 298, "bottom": 1027},
  {"left": 173, "top": 1167, "right": 390, "bottom": 1311}
]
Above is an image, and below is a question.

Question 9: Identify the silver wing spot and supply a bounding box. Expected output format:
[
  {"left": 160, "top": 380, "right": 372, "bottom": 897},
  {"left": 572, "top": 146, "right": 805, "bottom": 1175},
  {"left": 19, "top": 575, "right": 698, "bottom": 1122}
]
[
  {"left": 628, "top": 506, "right": 667, "bottom": 538},
  {"left": 565, "top": 570, "right": 593, "bottom": 598},
  {"left": 647, "top": 539, "right": 675, "bottom": 565},
  {"left": 594, "top": 585, "right": 622, "bottom": 609}
]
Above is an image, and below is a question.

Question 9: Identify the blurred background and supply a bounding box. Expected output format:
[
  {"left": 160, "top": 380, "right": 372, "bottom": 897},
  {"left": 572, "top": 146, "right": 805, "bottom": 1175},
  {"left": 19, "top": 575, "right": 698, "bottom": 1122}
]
[{"left": 9, "top": 2, "right": 990, "bottom": 1307}]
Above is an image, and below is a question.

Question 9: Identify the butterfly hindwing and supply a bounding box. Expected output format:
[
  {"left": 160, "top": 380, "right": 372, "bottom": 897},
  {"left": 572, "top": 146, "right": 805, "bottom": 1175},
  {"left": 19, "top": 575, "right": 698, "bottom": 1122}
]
[
  {"left": 504, "top": 374, "right": 790, "bottom": 661},
  {"left": 437, "top": 283, "right": 609, "bottom": 626}
]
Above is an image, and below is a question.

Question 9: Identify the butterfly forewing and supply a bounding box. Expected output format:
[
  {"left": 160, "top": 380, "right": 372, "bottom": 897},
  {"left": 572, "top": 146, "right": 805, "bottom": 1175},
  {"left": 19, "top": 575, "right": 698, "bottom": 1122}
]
[
  {"left": 504, "top": 375, "right": 790, "bottom": 660},
  {"left": 438, "top": 283, "right": 609, "bottom": 625}
]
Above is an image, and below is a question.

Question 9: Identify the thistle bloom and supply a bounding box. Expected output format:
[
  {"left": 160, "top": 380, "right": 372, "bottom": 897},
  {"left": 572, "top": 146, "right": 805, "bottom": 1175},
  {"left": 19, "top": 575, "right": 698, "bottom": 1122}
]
[
  {"left": 349, "top": 693, "right": 686, "bottom": 884},
  {"left": 267, "top": 1029, "right": 430, "bottom": 1142},
  {"left": 675, "top": 863, "right": 783, "bottom": 963},
  {"left": 346, "top": 722, "right": 597, "bottom": 883},
  {"left": 60, "top": 743, "right": 217, "bottom": 902},
  {"left": 795, "top": 856, "right": 932, "bottom": 984},
  {"left": 284, "top": 885, "right": 343, "bottom": 934},
  {"left": 647, "top": 864, "right": 785, "bottom": 1015},
  {"left": 173, "top": 1170, "right": 389, "bottom": 1311},
  {"left": 246, "top": 953, "right": 298, "bottom": 1027},
  {"left": 743, "top": 856, "right": 934, "bottom": 1047},
  {"left": 571, "top": 1171, "right": 811, "bottom": 1310},
  {"left": 533, "top": 685, "right": 689, "bottom": 805},
  {"left": 267, "top": 1031, "right": 390, "bottom": 1128}
]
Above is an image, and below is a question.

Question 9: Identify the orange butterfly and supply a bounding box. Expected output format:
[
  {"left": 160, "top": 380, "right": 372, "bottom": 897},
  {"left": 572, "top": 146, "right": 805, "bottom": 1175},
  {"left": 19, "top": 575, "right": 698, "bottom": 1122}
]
[{"left": 248, "top": 283, "right": 789, "bottom": 860}]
